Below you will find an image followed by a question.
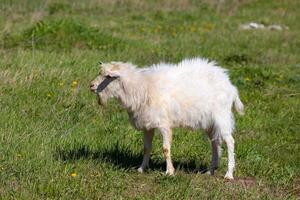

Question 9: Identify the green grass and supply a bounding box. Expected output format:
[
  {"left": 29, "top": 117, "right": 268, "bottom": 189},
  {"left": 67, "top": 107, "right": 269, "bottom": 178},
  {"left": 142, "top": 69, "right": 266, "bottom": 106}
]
[{"left": 0, "top": 0, "right": 299, "bottom": 199}]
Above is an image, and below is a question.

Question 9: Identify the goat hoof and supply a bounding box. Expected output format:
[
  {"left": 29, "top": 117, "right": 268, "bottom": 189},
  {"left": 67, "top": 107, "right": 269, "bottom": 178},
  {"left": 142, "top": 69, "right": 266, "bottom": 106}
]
[
  {"left": 206, "top": 171, "right": 215, "bottom": 176},
  {"left": 224, "top": 172, "right": 234, "bottom": 180},
  {"left": 165, "top": 168, "right": 175, "bottom": 176},
  {"left": 137, "top": 167, "right": 145, "bottom": 173},
  {"left": 165, "top": 172, "right": 175, "bottom": 176}
]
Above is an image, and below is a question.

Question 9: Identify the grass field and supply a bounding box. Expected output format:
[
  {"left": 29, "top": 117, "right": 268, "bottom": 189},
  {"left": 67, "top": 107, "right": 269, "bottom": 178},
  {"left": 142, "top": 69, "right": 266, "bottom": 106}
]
[{"left": 0, "top": 0, "right": 299, "bottom": 199}]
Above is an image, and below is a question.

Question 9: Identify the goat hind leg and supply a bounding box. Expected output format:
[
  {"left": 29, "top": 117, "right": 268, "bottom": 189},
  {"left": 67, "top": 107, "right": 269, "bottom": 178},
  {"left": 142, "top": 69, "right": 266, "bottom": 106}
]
[
  {"left": 210, "top": 137, "right": 222, "bottom": 175},
  {"left": 223, "top": 134, "right": 235, "bottom": 180}
]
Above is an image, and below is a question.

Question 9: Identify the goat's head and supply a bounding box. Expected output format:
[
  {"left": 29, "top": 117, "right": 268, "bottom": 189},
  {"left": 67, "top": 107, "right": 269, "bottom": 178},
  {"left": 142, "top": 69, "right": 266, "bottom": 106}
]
[{"left": 90, "top": 61, "right": 132, "bottom": 105}]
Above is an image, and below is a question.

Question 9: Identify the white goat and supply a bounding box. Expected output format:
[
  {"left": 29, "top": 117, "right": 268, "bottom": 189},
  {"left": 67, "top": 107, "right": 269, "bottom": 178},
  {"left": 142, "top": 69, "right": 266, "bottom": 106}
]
[{"left": 90, "top": 58, "right": 244, "bottom": 179}]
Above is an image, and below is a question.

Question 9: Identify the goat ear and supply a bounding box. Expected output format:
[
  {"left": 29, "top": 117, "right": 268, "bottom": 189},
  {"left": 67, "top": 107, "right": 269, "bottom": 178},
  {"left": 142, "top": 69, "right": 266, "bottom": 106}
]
[{"left": 103, "top": 63, "right": 121, "bottom": 77}]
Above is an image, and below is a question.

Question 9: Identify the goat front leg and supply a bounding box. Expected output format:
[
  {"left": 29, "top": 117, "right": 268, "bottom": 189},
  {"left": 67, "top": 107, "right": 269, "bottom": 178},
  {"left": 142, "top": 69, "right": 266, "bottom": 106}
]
[
  {"left": 159, "top": 127, "right": 175, "bottom": 175},
  {"left": 138, "top": 129, "right": 154, "bottom": 173}
]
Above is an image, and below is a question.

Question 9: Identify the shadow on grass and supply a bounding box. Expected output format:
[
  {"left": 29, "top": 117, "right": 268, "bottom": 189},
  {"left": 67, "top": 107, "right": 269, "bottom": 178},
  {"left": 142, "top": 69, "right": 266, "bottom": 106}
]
[{"left": 54, "top": 143, "right": 208, "bottom": 174}]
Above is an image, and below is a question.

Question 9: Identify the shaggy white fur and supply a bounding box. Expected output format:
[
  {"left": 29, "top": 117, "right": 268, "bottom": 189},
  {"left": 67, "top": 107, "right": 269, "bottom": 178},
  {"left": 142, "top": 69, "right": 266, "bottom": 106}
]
[{"left": 90, "top": 58, "right": 244, "bottom": 179}]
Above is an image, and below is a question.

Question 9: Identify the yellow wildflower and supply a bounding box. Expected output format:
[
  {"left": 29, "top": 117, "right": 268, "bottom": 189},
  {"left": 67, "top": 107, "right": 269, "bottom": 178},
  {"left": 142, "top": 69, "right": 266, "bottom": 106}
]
[
  {"left": 245, "top": 77, "right": 251, "bottom": 81},
  {"left": 190, "top": 27, "right": 196, "bottom": 32},
  {"left": 70, "top": 172, "right": 77, "bottom": 177},
  {"left": 203, "top": 23, "right": 214, "bottom": 32},
  {"left": 72, "top": 80, "right": 78, "bottom": 87}
]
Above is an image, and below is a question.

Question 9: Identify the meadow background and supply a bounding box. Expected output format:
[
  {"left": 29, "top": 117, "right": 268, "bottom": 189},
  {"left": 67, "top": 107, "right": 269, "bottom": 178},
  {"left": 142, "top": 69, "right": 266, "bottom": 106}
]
[{"left": 0, "top": 0, "right": 299, "bottom": 199}]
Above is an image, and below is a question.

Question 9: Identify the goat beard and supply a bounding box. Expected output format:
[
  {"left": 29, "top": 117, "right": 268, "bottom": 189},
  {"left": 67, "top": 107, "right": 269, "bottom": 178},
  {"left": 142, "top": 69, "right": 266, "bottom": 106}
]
[{"left": 96, "top": 94, "right": 106, "bottom": 106}]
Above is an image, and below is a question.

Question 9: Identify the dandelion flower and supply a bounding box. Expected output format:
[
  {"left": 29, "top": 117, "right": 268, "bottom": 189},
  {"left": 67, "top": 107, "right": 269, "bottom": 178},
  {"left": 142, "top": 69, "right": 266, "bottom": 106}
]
[
  {"left": 72, "top": 80, "right": 78, "bottom": 86},
  {"left": 190, "top": 27, "right": 196, "bottom": 32},
  {"left": 70, "top": 172, "right": 77, "bottom": 177},
  {"left": 279, "top": 74, "right": 283, "bottom": 79},
  {"left": 203, "top": 23, "right": 214, "bottom": 32}
]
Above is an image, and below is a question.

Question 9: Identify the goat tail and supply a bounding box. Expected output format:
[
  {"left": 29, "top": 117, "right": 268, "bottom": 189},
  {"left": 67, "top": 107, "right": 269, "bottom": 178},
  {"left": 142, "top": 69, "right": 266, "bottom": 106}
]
[{"left": 234, "top": 93, "right": 244, "bottom": 115}]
